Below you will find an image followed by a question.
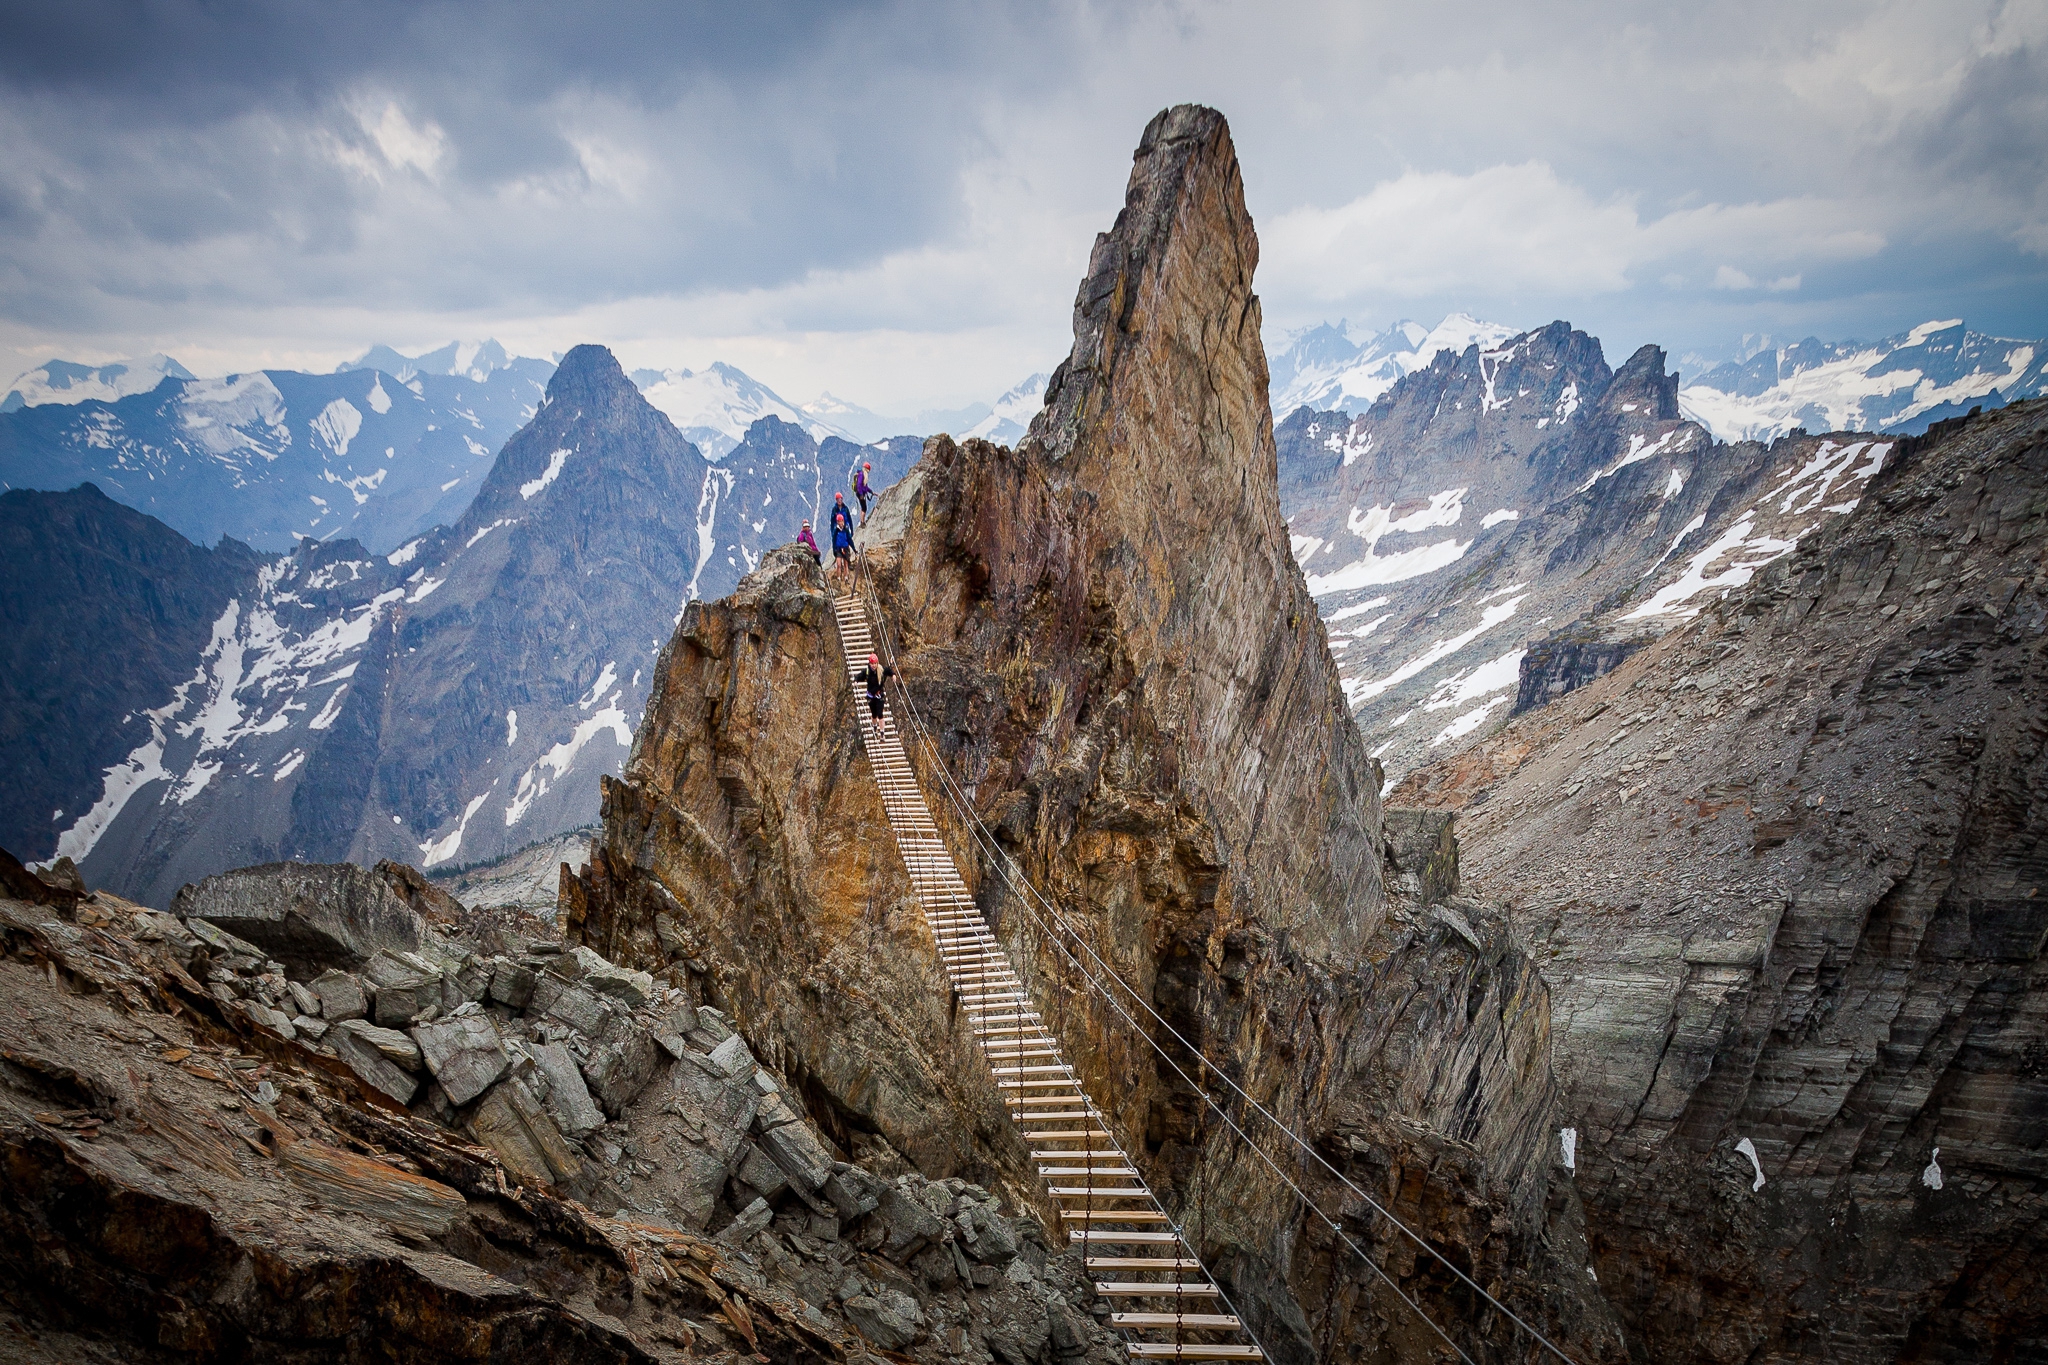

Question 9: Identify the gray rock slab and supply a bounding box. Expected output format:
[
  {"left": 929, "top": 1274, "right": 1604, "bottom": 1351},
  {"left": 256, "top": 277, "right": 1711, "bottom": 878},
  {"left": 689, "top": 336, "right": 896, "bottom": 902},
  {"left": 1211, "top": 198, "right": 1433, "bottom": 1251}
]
[
  {"left": 650, "top": 1000, "right": 700, "bottom": 1059},
  {"left": 365, "top": 950, "right": 441, "bottom": 1026},
  {"left": 287, "top": 980, "right": 321, "bottom": 1017},
  {"left": 736, "top": 1142, "right": 790, "bottom": 1201},
  {"left": 335, "top": 1017, "right": 422, "bottom": 1070},
  {"left": 538, "top": 977, "right": 621, "bottom": 1042},
  {"left": 844, "top": 1289, "right": 922, "bottom": 1351},
  {"left": 707, "top": 1032, "right": 753, "bottom": 1078},
  {"left": 309, "top": 969, "right": 367, "bottom": 1021},
  {"left": 874, "top": 1183, "right": 947, "bottom": 1262},
  {"left": 488, "top": 960, "right": 535, "bottom": 1009},
  {"left": 468, "top": 1076, "right": 581, "bottom": 1188},
  {"left": 411, "top": 1012, "right": 509, "bottom": 1106},
  {"left": 330, "top": 1019, "right": 419, "bottom": 1104},
  {"left": 527, "top": 1041, "right": 605, "bottom": 1137},
  {"left": 715, "top": 1196, "right": 774, "bottom": 1245},
  {"left": 580, "top": 1023, "right": 662, "bottom": 1116},
  {"left": 570, "top": 946, "right": 654, "bottom": 1008},
  {"left": 170, "top": 861, "right": 424, "bottom": 975},
  {"left": 758, "top": 1119, "right": 833, "bottom": 1193}
]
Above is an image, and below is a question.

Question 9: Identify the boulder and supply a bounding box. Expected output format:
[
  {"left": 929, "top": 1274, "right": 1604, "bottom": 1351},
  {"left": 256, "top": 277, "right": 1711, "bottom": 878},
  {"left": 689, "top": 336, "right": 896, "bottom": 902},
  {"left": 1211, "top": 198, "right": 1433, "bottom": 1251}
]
[
  {"left": 580, "top": 1022, "right": 662, "bottom": 1115},
  {"left": 715, "top": 1195, "right": 774, "bottom": 1245},
  {"left": 330, "top": 1019, "right": 419, "bottom": 1104},
  {"left": 243, "top": 1001, "right": 296, "bottom": 1040},
  {"left": 824, "top": 1164, "right": 884, "bottom": 1220},
  {"left": 308, "top": 969, "right": 367, "bottom": 1021},
  {"left": 758, "top": 1118, "right": 833, "bottom": 1193},
  {"left": 292, "top": 1016, "right": 327, "bottom": 1042},
  {"left": 752, "top": 1090, "right": 801, "bottom": 1132},
  {"left": 488, "top": 960, "right": 535, "bottom": 1009},
  {"left": 534, "top": 976, "right": 621, "bottom": 1042},
  {"left": 170, "top": 861, "right": 424, "bottom": 975},
  {"left": 526, "top": 1041, "right": 604, "bottom": 1137},
  {"left": 957, "top": 1203, "right": 1019, "bottom": 1266},
  {"left": 706, "top": 1033, "right": 753, "bottom": 1078},
  {"left": 649, "top": 999, "right": 700, "bottom": 1059},
  {"left": 735, "top": 1142, "right": 790, "bottom": 1201},
  {"left": 337, "top": 1018, "right": 421, "bottom": 1070},
  {"left": 184, "top": 916, "right": 267, "bottom": 964},
  {"left": 410, "top": 1009, "right": 508, "bottom": 1106},
  {"left": 873, "top": 1183, "right": 948, "bottom": 1262},
  {"left": 129, "top": 910, "right": 203, "bottom": 965},
  {"left": 569, "top": 946, "right": 654, "bottom": 1007},
  {"left": 439, "top": 956, "right": 492, "bottom": 1012},
  {"left": 844, "top": 1289, "right": 922, "bottom": 1351},
  {"left": 286, "top": 981, "right": 321, "bottom": 1017},
  {"left": 469, "top": 1077, "right": 582, "bottom": 1189},
  {"left": 365, "top": 951, "right": 441, "bottom": 1027}
]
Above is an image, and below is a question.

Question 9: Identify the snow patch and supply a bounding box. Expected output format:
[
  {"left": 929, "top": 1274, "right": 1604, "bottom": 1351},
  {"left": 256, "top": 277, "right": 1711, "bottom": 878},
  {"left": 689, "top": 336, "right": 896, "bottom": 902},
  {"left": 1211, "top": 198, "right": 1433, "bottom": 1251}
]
[
  {"left": 1920, "top": 1147, "right": 1943, "bottom": 1191},
  {"left": 420, "top": 792, "right": 491, "bottom": 868},
  {"left": 521, "top": 447, "right": 571, "bottom": 499},
  {"left": 387, "top": 538, "right": 422, "bottom": 566},
  {"left": 1349, "top": 594, "right": 1526, "bottom": 705},
  {"left": 504, "top": 705, "right": 633, "bottom": 826},
  {"left": 578, "top": 661, "right": 618, "bottom": 710},
  {"left": 1306, "top": 489, "right": 1471, "bottom": 596},
  {"left": 1328, "top": 596, "right": 1392, "bottom": 622},
  {"left": 366, "top": 374, "right": 392, "bottom": 414},
  {"left": 1480, "top": 508, "right": 1519, "bottom": 529},
  {"left": 1560, "top": 1128, "right": 1577, "bottom": 1173},
  {"left": 312, "top": 398, "right": 364, "bottom": 458},
  {"left": 1625, "top": 513, "right": 1802, "bottom": 619},
  {"left": 1735, "top": 1137, "right": 1767, "bottom": 1191},
  {"left": 505, "top": 709, "right": 518, "bottom": 746}
]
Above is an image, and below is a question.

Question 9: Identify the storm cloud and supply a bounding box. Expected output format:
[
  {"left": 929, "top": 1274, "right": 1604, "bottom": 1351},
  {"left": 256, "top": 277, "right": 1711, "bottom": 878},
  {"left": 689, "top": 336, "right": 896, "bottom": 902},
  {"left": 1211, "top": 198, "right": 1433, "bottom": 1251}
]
[{"left": 3, "top": 0, "right": 2044, "bottom": 410}]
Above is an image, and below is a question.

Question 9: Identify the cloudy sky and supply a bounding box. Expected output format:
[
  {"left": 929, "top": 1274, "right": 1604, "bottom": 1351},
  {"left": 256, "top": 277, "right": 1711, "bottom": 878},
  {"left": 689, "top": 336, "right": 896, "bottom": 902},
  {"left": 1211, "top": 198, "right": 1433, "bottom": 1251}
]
[{"left": 3, "top": 0, "right": 2045, "bottom": 413}]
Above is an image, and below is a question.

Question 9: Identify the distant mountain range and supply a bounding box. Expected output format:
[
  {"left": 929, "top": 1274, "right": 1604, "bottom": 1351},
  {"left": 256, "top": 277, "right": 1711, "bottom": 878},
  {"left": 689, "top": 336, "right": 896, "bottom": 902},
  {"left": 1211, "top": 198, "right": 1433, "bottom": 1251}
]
[
  {"left": 1677, "top": 319, "right": 2048, "bottom": 440},
  {"left": 0, "top": 344, "right": 554, "bottom": 553},
  {"left": 1269, "top": 312, "right": 2010, "bottom": 782},
  {"left": 1268, "top": 314, "right": 2048, "bottom": 443},
  {"left": 0, "top": 345, "right": 921, "bottom": 904}
]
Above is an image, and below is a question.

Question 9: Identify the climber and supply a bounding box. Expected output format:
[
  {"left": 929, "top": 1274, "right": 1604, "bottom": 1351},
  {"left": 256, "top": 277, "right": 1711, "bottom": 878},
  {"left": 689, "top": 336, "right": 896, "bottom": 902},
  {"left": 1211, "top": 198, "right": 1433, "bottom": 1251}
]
[
  {"left": 829, "top": 494, "right": 857, "bottom": 586},
  {"left": 860, "top": 652, "right": 896, "bottom": 740},
  {"left": 796, "top": 520, "right": 820, "bottom": 565},
  {"left": 853, "top": 461, "right": 874, "bottom": 524}
]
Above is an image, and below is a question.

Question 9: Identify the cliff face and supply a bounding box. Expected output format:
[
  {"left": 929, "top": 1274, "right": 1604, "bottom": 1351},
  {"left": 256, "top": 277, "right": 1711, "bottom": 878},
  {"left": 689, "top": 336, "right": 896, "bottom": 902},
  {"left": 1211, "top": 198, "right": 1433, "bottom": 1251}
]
[
  {"left": 1393, "top": 399, "right": 2048, "bottom": 1361},
  {"left": 574, "top": 106, "right": 1613, "bottom": 1363}
]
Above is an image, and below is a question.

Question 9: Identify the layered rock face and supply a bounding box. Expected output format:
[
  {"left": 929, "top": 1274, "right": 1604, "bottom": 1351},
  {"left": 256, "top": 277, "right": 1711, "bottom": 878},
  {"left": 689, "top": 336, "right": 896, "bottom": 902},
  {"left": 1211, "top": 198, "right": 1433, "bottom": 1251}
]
[
  {"left": 574, "top": 106, "right": 1613, "bottom": 1363},
  {"left": 1392, "top": 399, "right": 2048, "bottom": 1361}
]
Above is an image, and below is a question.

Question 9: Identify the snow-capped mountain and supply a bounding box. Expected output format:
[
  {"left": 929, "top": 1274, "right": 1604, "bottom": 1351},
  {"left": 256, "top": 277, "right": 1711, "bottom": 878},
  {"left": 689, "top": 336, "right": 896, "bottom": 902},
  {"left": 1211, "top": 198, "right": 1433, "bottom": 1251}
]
[
  {"left": 964, "top": 373, "right": 1048, "bottom": 445},
  {"left": 3, "top": 354, "right": 196, "bottom": 412},
  {"left": 1268, "top": 313, "right": 1517, "bottom": 419},
  {"left": 632, "top": 361, "right": 851, "bottom": 458},
  {"left": 0, "top": 350, "right": 554, "bottom": 553},
  {"left": 1678, "top": 319, "right": 2047, "bottom": 442},
  {"left": 2, "top": 345, "right": 924, "bottom": 905},
  {"left": 1278, "top": 320, "right": 1893, "bottom": 782},
  {"left": 338, "top": 338, "right": 524, "bottom": 385}
]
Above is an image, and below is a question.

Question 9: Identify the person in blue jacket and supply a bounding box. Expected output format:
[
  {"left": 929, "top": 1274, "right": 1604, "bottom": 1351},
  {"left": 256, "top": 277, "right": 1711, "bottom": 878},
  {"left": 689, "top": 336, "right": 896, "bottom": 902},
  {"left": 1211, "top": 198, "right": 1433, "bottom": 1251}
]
[{"left": 829, "top": 493, "right": 857, "bottom": 584}]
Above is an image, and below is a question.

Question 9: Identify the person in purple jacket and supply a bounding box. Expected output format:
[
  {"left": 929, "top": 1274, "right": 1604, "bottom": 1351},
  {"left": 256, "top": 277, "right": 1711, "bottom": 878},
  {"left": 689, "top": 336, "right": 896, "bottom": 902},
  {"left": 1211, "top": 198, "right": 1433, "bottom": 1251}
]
[
  {"left": 796, "top": 520, "right": 820, "bottom": 565},
  {"left": 853, "top": 462, "right": 874, "bottom": 524}
]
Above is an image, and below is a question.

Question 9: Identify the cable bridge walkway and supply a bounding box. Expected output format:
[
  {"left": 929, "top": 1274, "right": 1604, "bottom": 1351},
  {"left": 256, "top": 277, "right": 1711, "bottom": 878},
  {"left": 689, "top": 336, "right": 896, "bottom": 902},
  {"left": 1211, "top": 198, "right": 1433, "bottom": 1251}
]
[{"left": 830, "top": 586, "right": 1264, "bottom": 1363}]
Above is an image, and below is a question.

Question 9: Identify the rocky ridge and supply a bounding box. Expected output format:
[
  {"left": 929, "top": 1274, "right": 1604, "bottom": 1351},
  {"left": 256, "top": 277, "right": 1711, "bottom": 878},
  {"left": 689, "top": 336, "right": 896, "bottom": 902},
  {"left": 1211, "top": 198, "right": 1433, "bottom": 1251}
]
[
  {"left": 567, "top": 105, "right": 1616, "bottom": 1364},
  {"left": 0, "top": 855, "right": 1125, "bottom": 1364},
  {"left": 1390, "top": 398, "right": 2048, "bottom": 1361}
]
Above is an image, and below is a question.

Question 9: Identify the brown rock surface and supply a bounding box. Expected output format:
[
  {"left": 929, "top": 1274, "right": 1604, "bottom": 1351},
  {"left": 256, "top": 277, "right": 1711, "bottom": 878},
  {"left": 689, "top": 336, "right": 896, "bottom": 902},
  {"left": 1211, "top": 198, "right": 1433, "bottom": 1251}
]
[
  {"left": 1393, "top": 399, "right": 2048, "bottom": 1360},
  {"left": 572, "top": 105, "right": 1614, "bottom": 1363}
]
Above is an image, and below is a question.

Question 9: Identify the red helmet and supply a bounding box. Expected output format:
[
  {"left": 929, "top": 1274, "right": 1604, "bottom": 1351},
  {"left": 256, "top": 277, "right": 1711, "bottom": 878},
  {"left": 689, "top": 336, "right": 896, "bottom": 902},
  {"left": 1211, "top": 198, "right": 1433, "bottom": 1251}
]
[
  {"left": 863, "top": 462, "right": 871, "bottom": 470},
  {"left": 868, "top": 654, "right": 879, "bottom": 667}
]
